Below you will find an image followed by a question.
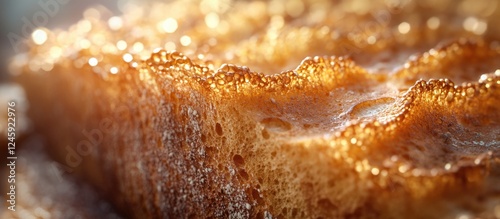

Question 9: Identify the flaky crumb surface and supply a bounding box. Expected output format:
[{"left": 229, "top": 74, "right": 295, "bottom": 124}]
[{"left": 10, "top": 0, "right": 500, "bottom": 218}]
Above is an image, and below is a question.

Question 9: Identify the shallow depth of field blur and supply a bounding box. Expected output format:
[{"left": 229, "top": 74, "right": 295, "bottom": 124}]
[{"left": 0, "top": 0, "right": 130, "bottom": 83}]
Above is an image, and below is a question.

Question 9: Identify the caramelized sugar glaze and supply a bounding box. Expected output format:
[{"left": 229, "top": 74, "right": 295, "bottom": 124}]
[{"left": 11, "top": 0, "right": 500, "bottom": 218}]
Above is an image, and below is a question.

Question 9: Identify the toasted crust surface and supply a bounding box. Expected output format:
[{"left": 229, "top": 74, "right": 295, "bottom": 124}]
[{"left": 10, "top": 0, "right": 500, "bottom": 218}]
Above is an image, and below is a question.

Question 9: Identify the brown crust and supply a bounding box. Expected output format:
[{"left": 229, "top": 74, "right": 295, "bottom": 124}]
[{"left": 11, "top": 0, "right": 500, "bottom": 218}]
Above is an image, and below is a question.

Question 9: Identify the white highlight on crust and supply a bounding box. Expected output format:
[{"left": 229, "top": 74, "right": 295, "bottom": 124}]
[
  {"left": 32, "top": 29, "right": 48, "bottom": 45},
  {"left": 110, "top": 67, "right": 119, "bottom": 74},
  {"left": 205, "top": 12, "right": 220, "bottom": 29},
  {"left": 88, "top": 57, "right": 98, "bottom": 66},
  {"left": 108, "top": 16, "right": 123, "bottom": 30},
  {"left": 116, "top": 40, "right": 127, "bottom": 51},
  {"left": 398, "top": 22, "right": 411, "bottom": 34},
  {"left": 161, "top": 18, "right": 178, "bottom": 33},
  {"left": 180, "top": 35, "right": 192, "bottom": 46},
  {"left": 463, "top": 17, "right": 487, "bottom": 35},
  {"left": 264, "top": 211, "right": 273, "bottom": 219},
  {"left": 123, "top": 53, "right": 133, "bottom": 63},
  {"left": 427, "top": 17, "right": 440, "bottom": 30}
]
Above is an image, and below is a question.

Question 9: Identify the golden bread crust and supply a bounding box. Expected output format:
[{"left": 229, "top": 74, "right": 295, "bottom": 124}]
[{"left": 11, "top": 0, "right": 500, "bottom": 218}]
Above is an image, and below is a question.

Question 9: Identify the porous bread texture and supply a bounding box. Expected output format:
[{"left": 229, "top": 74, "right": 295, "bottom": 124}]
[
  {"left": 17, "top": 52, "right": 374, "bottom": 218},
  {"left": 10, "top": 0, "right": 500, "bottom": 218},
  {"left": 16, "top": 46, "right": 500, "bottom": 218}
]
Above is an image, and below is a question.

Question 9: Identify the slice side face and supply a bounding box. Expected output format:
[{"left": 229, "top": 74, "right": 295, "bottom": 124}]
[{"left": 11, "top": 0, "right": 500, "bottom": 218}]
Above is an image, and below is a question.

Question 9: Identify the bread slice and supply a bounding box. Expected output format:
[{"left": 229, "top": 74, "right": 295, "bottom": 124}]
[{"left": 12, "top": 0, "right": 500, "bottom": 218}]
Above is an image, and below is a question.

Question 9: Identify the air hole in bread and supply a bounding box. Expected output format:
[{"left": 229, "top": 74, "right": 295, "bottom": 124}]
[
  {"left": 233, "top": 154, "right": 245, "bottom": 168},
  {"left": 239, "top": 169, "right": 249, "bottom": 180},
  {"left": 215, "top": 123, "right": 223, "bottom": 136}
]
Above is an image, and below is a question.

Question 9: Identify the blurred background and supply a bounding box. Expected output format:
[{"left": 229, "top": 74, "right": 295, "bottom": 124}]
[
  {"left": 0, "top": 0, "right": 127, "bottom": 82},
  {"left": 0, "top": 1, "right": 127, "bottom": 217}
]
